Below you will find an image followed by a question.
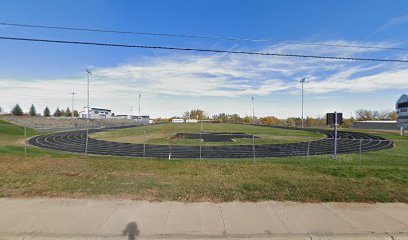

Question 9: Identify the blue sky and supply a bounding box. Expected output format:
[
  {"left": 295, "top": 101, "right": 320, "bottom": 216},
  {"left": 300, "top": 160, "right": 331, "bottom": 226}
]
[{"left": 1, "top": 0, "right": 408, "bottom": 118}]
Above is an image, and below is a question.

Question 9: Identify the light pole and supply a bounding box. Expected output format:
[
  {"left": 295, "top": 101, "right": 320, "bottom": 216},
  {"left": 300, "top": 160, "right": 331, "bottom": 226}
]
[
  {"left": 251, "top": 97, "right": 255, "bottom": 123},
  {"left": 130, "top": 107, "right": 133, "bottom": 116},
  {"left": 69, "top": 92, "right": 76, "bottom": 118},
  {"left": 300, "top": 78, "right": 306, "bottom": 128},
  {"left": 86, "top": 69, "right": 92, "bottom": 123},
  {"left": 85, "top": 69, "right": 92, "bottom": 156},
  {"left": 138, "top": 94, "right": 141, "bottom": 123}
]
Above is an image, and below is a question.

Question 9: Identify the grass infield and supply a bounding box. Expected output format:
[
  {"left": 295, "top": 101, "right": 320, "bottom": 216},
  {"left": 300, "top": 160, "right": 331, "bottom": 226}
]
[{"left": 91, "top": 123, "right": 324, "bottom": 145}]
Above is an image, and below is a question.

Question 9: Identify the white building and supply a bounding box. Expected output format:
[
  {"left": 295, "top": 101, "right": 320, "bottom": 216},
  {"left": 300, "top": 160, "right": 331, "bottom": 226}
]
[
  {"left": 128, "top": 115, "right": 150, "bottom": 125},
  {"left": 186, "top": 119, "right": 198, "bottom": 123},
  {"left": 396, "top": 94, "right": 408, "bottom": 135},
  {"left": 172, "top": 118, "right": 185, "bottom": 123},
  {"left": 79, "top": 108, "right": 113, "bottom": 119}
]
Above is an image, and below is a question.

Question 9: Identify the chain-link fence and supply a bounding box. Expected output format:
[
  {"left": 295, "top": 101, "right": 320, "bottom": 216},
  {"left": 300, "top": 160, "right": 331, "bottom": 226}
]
[{"left": 11, "top": 122, "right": 405, "bottom": 166}]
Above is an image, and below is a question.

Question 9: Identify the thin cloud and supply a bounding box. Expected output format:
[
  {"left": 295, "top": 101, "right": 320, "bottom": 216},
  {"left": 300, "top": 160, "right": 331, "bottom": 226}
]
[{"left": 376, "top": 15, "right": 408, "bottom": 33}]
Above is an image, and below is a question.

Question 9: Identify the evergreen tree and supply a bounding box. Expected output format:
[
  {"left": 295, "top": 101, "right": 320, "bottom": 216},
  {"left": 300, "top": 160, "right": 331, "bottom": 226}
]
[
  {"left": 11, "top": 104, "right": 23, "bottom": 116},
  {"left": 29, "top": 104, "right": 37, "bottom": 116},
  {"left": 72, "top": 110, "right": 79, "bottom": 117},
  {"left": 43, "top": 107, "right": 50, "bottom": 117},
  {"left": 65, "top": 107, "right": 72, "bottom": 117},
  {"left": 0, "top": 106, "right": 2, "bottom": 113},
  {"left": 53, "top": 107, "right": 62, "bottom": 117},
  {"left": 60, "top": 109, "right": 66, "bottom": 117}
]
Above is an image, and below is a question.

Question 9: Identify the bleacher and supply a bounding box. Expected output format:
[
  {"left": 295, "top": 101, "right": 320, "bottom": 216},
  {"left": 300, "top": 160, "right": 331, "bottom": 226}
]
[{"left": 0, "top": 116, "right": 136, "bottom": 129}]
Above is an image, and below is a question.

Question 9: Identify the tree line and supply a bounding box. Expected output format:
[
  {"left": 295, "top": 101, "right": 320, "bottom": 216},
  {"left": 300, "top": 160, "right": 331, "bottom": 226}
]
[
  {"left": 354, "top": 109, "right": 397, "bottom": 121},
  {"left": 156, "top": 108, "right": 396, "bottom": 128},
  {"left": 8, "top": 104, "right": 79, "bottom": 117}
]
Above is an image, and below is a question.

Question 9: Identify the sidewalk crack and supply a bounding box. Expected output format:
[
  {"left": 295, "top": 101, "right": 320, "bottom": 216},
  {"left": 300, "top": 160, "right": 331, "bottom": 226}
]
[
  {"left": 268, "top": 203, "right": 290, "bottom": 232},
  {"left": 219, "top": 205, "right": 227, "bottom": 236},
  {"left": 322, "top": 203, "right": 357, "bottom": 231},
  {"left": 160, "top": 202, "right": 171, "bottom": 237},
  {"left": 98, "top": 204, "right": 119, "bottom": 234},
  {"left": 376, "top": 205, "right": 408, "bottom": 228}
]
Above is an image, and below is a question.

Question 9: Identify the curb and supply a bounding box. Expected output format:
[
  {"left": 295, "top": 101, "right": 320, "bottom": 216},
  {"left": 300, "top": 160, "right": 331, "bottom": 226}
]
[{"left": 0, "top": 233, "right": 407, "bottom": 240}]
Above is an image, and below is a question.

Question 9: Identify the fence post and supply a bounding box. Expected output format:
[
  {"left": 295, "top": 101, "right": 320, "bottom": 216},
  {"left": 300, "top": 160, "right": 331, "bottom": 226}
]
[
  {"left": 85, "top": 128, "right": 89, "bottom": 155},
  {"left": 168, "top": 132, "right": 172, "bottom": 160},
  {"left": 143, "top": 130, "right": 146, "bottom": 158},
  {"left": 24, "top": 125, "right": 27, "bottom": 155},
  {"left": 359, "top": 139, "right": 363, "bottom": 164},
  {"left": 199, "top": 133, "right": 202, "bottom": 161},
  {"left": 306, "top": 138, "right": 310, "bottom": 161},
  {"left": 252, "top": 135, "right": 256, "bottom": 163}
]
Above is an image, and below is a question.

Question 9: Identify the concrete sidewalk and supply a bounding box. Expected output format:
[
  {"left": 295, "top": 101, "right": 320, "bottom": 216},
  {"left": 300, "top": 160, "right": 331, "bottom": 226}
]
[{"left": 0, "top": 198, "right": 407, "bottom": 240}]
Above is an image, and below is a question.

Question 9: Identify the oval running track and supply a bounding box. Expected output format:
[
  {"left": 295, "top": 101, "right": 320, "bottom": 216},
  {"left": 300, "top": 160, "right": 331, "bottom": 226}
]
[{"left": 28, "top": 125, "right": 394, "bottom": 159}]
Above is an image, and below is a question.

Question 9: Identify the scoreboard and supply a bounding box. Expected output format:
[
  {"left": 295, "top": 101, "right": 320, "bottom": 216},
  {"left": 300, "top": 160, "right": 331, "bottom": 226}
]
[{"left": 396, "top": 94, "right": 408, "bottom": 129}]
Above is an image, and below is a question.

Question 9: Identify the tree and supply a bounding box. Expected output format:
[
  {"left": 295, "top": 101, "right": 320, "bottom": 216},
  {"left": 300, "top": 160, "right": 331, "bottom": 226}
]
[
  {"left": 389, "top": 111, "right": 397, "bottom": 120},
  {"left": 260, "top": 116, "right": 282, "bottom": 125},
  {"left": 0, "top": 106, "right": 2, "bottom": 113},
  {"left": 43, "top": 107, "right": 50, "bottom": 117},
  {"left": 355, "top": 109, "right": 397, "bottom": 121},
  {"left": 341, "top": 118, "right": 355, "bottom": 128},
  {"left": 65, "top": 107, "right": 72, "bottom": 117},
  {"left": 183, "top": 109, "right": 206, "bottom": 120},
  {"left": 60, "top": 109, "right": 66, "bottom": 117},
  {"left": 11, "top": 104, "right": 23, "bottom": 116},
  {"left": 53, "top": 107, "right": 62, "bottom": 117},
  {"left": 355, "top": 109, "right": 374, "bottom": 121},
  {"left": 72, "top": 110, "right": 79, "bottom": 117},
  {"left": 29, "top": 104, "right": 37, "bottom": 116}
]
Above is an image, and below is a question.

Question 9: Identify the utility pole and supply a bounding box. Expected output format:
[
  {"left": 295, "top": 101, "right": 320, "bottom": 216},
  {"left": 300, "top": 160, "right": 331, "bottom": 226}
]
[
  {"left": 300, "top": 78, "right": 306, "bottom": 128},
  {"left": 69, "top": 92, "right": 76, "bottom": 118},
  {"left": 130, "top": 107, "right": 133, "bottom": 116},
  {"left": 86, "top": 69, "right": 92, "bottom": 123}
]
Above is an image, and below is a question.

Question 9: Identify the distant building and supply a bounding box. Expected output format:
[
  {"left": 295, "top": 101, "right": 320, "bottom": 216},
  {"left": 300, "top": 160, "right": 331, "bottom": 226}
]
[
  {"left": 114, "top": 114, "right": 129, "bottom": 119},
  {"left": 128, "top": 115, "right": 150, "bottom": 125},
  {"left": 352, "top": 121, "right": 399, "bottom": 131},
  {"left": 186, "top": 119, "right": 198, "bottom": 123},
  {"left": 79, "top": 108, "right": 113, "bottom": 119},
  {"left": 172, "top": 118, "right": 185, "bottom": 123}
]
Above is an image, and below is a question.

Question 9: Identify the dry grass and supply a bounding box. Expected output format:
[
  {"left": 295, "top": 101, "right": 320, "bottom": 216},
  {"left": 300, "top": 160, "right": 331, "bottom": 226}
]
[{"left": 1, "top": 151, "right": 407, "bottom": 202}]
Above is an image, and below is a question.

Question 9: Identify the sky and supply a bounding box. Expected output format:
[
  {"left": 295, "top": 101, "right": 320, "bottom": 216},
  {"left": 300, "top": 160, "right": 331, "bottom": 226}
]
[{"left": 1, "top": 0, "right": 408, "bottom": 118}]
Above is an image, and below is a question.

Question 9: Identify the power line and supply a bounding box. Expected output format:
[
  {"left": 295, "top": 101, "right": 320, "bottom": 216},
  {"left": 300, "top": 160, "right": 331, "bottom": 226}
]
[
  {"left": 1, "top": 21, "right": 407, "bottom": 51},
  {"left": 1, "top": 36, "right": 408, "bottom": 63}
]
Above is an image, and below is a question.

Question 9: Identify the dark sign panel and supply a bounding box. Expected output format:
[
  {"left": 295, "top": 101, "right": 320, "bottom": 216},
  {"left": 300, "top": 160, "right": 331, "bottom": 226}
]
[{"left": 326, "top": 113, "right": 343, "bottom": 125}]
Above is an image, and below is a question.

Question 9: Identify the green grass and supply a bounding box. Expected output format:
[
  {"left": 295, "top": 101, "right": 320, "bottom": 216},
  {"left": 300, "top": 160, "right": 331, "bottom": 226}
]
[
  {"left": 0, "top": 119, "right": 38, "bottom": 144},
  {"left": 0, "top": 120, "right": 407, "bottom": 202},
  {"left": 91, "top": 123, "right": 324, "bottom": 146}
]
